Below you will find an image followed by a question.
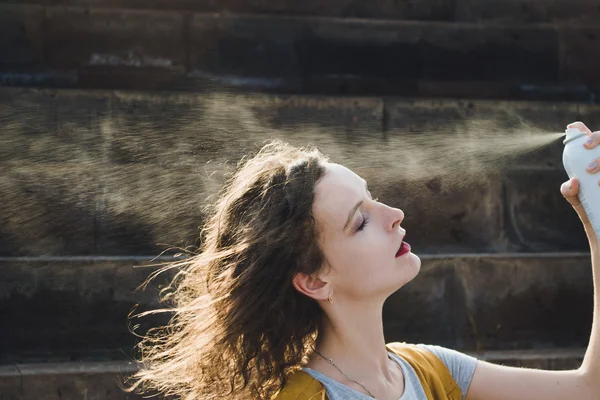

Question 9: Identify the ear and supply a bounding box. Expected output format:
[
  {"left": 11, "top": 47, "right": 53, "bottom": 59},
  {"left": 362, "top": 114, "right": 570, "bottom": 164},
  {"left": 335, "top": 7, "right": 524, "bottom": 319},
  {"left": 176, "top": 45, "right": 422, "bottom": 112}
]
[{"left": 292, "top": 272, "right": 329, "bottom": 302}]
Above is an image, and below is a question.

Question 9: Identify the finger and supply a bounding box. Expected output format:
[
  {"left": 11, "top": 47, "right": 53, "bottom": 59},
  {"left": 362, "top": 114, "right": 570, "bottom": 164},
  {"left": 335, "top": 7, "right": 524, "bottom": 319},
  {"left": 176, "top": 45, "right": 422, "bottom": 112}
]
[
  {"left": 567, "top": 121, "right": 593, "bottom": 135},
  {"left": 560, "top": 177, "right": 581, "bottom": 208},
  {"left": 585, "top": 131, "right": 600, "bottom": 149},
  {"left": 587, "top": 157, "right": 600, "bottom": 174}
]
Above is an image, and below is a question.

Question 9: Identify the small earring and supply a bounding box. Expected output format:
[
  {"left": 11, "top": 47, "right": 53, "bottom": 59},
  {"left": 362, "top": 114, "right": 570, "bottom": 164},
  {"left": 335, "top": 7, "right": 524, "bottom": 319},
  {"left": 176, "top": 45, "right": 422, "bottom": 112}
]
[{"left": 328, "top": 292, "right": 333, "bottom": 304}]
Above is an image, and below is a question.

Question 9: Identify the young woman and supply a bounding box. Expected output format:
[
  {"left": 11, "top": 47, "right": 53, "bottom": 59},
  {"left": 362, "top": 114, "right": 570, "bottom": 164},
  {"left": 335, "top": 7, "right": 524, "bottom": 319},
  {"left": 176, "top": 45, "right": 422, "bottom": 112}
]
[{"left": 127, "top": 121, "right": 600, "bottom": 399}]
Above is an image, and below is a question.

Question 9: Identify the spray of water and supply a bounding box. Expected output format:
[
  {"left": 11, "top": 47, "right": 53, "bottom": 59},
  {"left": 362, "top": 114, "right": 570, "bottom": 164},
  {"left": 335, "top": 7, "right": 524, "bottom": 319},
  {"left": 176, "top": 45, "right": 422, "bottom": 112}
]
[
  {"left": 379, "top": 127, "right": 565, "bottom": 185},
  {"left": 0, "top": 92, "right": 568, "bottom": 254}
]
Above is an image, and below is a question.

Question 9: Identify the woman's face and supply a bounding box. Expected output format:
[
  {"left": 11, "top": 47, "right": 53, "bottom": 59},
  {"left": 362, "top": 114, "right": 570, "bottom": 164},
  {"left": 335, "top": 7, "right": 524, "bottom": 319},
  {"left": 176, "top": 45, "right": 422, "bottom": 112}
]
[{"left": 312, "top": 163, "right": 421, "bottom": 302}]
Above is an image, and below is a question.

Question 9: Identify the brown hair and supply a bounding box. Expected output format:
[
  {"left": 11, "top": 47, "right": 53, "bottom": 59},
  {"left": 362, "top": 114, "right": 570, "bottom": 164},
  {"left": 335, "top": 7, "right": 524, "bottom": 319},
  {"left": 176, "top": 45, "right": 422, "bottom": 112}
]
[{"left": 125, "top": 141, "right": 329, "bottom": 399}]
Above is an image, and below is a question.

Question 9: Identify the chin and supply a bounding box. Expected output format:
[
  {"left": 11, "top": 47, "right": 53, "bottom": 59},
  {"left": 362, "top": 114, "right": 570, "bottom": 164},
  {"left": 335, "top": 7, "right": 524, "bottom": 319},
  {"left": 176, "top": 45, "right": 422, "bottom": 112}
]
[
  {"left": 402, "top": 253, "right": 421, "bottom": 284},
  {"left": 384, "top": 255, "right": 421, "bottom": 294}
]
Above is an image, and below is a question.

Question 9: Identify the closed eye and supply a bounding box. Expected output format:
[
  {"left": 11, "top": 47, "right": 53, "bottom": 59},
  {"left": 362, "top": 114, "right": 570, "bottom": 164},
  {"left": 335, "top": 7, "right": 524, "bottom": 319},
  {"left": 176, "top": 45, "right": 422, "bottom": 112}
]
[{"left": 357, "top": 215, "right": 369, "bottom": 231}]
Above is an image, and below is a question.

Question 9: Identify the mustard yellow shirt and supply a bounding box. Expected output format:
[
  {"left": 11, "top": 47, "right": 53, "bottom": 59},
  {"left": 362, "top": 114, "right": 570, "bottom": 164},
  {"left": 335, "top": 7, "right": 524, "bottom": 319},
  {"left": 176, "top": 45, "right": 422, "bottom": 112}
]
[{"left": 273, "top": 343, "right": 472, "bottom": 400}]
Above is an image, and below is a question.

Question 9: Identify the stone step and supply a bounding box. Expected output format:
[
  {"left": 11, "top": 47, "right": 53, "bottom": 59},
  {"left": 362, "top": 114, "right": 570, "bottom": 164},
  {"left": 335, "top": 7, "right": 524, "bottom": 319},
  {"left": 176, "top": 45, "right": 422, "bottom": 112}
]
[
  {"left": 2, "top": 88, "right": 598, "bottom": 255},
  {"left": 0, "top": 348, "right": 586, "bottom": 400},
  {"left": 1, "top": 0, "right": 598, "bottom": 23},
  {"left": 2, "top": 5, "right": 600, "bottom": 97},
  {"left": 0, "top": 361, "right": 143, "bottom": 400},
  {"left": 0, "top": 256, "right": 175, "bottom": 365},
  {"left": 0, "top": 253, "right": 593, "bottom": 364},
  {"left": 471, "top": 348, "right": 585, "bottom": 370},
  {"left": 386, "top": 253, "right": 593, "bottom": 351}
]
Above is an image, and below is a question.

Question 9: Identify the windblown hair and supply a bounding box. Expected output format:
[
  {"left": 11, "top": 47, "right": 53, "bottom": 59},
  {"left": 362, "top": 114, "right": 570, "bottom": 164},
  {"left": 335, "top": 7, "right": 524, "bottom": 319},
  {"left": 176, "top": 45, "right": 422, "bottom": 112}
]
[{"left": 125, "top": 141, "right": 329, "bottom": 399}]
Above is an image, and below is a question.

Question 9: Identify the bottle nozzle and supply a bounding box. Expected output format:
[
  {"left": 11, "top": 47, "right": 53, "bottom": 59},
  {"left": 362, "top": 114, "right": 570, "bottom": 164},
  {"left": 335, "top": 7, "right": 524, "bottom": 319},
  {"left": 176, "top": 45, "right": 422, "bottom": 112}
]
[{"left": 564, "top": 127, "right": 587, "bottom": 144}]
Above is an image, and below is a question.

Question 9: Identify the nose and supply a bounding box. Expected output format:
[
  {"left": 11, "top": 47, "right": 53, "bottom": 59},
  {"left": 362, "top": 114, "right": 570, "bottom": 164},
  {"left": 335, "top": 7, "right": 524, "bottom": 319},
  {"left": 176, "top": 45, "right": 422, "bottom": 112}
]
[{"left": 388, "top": 206, "right": 404, "bottom": 232}]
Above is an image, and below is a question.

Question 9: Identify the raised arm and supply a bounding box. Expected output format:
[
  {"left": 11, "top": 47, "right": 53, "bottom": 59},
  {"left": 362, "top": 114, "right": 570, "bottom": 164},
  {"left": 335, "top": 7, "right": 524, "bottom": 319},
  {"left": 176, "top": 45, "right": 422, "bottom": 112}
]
[{"left": 466, "top": 123, "right": 600, "bottom": 400}]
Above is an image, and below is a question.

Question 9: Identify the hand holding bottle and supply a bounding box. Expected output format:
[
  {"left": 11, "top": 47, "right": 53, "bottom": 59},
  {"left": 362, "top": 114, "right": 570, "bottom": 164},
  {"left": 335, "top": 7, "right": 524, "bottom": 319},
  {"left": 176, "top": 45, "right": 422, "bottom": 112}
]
[{"left": 561, "top": 121, "right": 600, "bottom": 247}]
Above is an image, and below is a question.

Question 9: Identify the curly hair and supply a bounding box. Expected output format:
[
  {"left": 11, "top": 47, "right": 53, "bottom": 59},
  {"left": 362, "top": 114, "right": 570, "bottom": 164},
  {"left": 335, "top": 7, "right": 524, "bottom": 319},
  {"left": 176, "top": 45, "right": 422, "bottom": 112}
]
[{"left": 124, "top": 140, "right": 330, "bottom": 399}]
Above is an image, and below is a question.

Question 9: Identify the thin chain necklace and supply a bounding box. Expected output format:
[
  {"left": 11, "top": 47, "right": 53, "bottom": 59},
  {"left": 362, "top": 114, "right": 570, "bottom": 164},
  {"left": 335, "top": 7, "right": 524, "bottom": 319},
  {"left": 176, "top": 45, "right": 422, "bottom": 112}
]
[{"left": 313, "top": 349, "right": 399, "bottom": 398}]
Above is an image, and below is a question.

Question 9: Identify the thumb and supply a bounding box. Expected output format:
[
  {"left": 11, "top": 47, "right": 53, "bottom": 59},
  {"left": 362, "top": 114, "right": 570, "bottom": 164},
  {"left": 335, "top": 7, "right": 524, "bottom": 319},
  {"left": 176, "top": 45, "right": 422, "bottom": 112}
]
[
  {"left": 561, "top": 177, "right": 581, "bottom": 206},
  {"left": 561, "top": 177, "right": 592, "bottom": 227}
]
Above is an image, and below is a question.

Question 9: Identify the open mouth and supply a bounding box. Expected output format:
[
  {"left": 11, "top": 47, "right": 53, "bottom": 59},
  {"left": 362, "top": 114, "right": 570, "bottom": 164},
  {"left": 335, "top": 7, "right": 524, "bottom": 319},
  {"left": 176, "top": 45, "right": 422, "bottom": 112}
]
[{"left": 395, "top": 237, "right": 411, "bottom": 257}]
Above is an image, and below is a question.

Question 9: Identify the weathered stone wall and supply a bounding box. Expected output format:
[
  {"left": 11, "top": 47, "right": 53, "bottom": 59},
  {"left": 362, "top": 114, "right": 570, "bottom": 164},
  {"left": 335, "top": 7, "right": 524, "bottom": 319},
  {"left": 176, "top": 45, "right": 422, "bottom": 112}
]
[
  {"left": 1, "top": 87, "right": 597, "bottom": 364},
  {"left": 2, "top": 2, "right": 599, "bottom": 395},
  {"left": 2, "top": 0, "right": 600, "bottom": 22},
  {"left": 2, "top": 88, "right": 594, "bottom": 256}
]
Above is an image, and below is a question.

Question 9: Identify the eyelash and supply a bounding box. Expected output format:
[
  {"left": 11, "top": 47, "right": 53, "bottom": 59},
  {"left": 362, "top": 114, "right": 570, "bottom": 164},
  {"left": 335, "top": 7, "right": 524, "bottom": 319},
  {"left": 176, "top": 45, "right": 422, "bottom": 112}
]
[
  {"left": 357, "top": 215, "right": 369, "bottom": 231},
  {"left": 356, "top": 196, "right": 378, "bottom": 232}
]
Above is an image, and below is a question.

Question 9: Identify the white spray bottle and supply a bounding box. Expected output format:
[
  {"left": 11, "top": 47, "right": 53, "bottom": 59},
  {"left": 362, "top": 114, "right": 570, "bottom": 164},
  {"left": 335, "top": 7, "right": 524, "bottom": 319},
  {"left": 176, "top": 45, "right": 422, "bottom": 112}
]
[{"left": 563, "top": 126, "right": 600, "bottom": 239}]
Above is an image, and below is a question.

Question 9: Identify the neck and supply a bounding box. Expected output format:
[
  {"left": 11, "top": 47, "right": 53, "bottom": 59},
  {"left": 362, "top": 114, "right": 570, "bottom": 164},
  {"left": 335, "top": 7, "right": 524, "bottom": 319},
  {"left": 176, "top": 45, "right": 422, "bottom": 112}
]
[{"left": 315, "top": 298, "right": 392, "bottom": 380}]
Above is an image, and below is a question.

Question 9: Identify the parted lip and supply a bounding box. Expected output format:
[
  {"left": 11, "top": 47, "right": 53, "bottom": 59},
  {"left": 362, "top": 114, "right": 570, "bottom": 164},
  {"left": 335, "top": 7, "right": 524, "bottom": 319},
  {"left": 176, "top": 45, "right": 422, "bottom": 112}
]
[{"left": 395, "top": 232, "right": 407, "bottom": 256}]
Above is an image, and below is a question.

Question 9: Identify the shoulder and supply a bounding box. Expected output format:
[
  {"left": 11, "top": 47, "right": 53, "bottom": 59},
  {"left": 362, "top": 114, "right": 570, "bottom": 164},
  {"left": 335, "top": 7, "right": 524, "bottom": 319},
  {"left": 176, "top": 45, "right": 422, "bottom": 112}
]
[
  {"left": 387, "top": 342, "right": 463, "bottom": 399},
  {"left": 386, "top": 342, "right": 452, "bottom": 376},
  {"left": 386, "top": 342, "right": 441, "bottom": 365},
  {"left": 387, "top": 342, "right": 476, "bottom": 371},
  {"left": 388, "top": 342, "right": 478, "bottom": 400},
  {"left": 271, "top": 369, "right": 327, "bottom": 400}
]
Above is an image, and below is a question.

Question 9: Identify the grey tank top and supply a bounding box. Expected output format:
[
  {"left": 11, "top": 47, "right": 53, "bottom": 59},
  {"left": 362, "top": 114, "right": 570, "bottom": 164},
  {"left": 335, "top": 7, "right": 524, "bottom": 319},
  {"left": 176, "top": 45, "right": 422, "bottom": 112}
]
[{"left": 303, "top": 344, "right": 477, "bottom": 400}]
